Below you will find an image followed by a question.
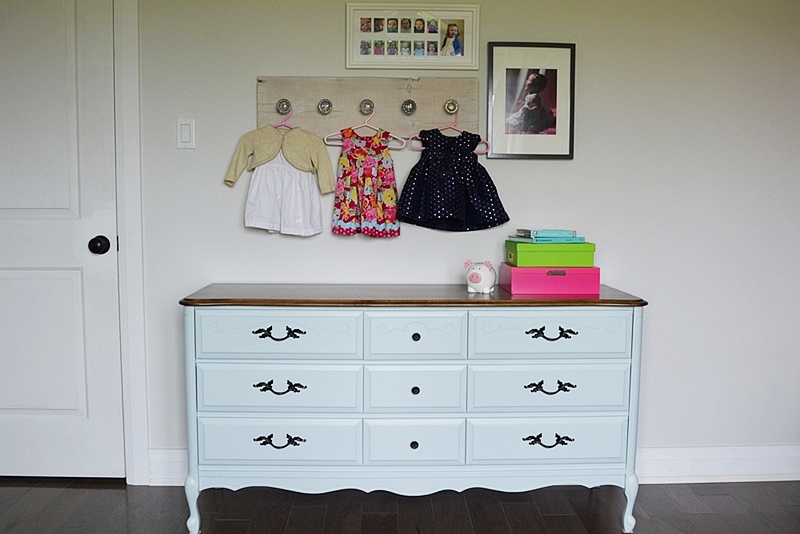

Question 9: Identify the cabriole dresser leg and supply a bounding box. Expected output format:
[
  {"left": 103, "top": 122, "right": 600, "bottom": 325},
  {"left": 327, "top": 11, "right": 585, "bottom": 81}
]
[
  {"left": 185, "top": 474, "right": 200, "bottom": 534},
  {"left": 623, "top": 472, "right": 639, "bottom": 532}
]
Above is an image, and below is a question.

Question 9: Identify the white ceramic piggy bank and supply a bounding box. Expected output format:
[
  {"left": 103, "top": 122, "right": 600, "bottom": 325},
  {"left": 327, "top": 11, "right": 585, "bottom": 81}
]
[{"left": 464, "top": 260, "right": 496, "bottom": 293}]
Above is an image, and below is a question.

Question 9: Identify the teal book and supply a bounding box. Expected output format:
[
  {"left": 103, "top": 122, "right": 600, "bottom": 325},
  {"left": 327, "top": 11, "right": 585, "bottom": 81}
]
[
  {"left": 515, "top": 228, "right": 577, "bottom": 237},
  {"left": 508, "top": 235, "right": 586, "bottom": 243}
]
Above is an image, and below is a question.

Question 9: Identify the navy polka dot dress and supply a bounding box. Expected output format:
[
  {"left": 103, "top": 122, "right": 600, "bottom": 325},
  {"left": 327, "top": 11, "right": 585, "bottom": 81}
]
[{"left": 398, "top": 129, "right": 509, "bottom": 231}]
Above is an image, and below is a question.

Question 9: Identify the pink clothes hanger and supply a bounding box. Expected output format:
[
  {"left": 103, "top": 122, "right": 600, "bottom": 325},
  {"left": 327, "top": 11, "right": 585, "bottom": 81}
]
[
  {"left": 324, "top": 108, "right": 406, "bottom": 149},
  {"left": 272, "top": 107, "right": 295, "bottom": 129},
  {"left": 408, "top": 109, "right": 490, "bottom": 154},
  {"left": 439, "top": 108, "right": 464, "bottom": 134},
  {"left": 408, "top": 109, "right": 462, "bottom": 150},
  {"left": 473, "top": 134, "right": 490, "bottom": 155}
]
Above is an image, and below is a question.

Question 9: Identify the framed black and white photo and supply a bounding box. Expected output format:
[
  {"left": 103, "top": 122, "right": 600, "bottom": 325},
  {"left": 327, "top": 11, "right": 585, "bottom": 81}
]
[
  {"left": 346, "top": 3, "right": 479, "bottom": 70},
  {"left": 487, "top": 42, "right": 575, "bottom": 159}
]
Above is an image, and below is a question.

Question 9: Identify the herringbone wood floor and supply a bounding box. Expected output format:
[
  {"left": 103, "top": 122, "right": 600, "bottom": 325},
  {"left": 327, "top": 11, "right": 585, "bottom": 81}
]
[{"left": 0, "top": 478, "right": 798, "bottom": 533}]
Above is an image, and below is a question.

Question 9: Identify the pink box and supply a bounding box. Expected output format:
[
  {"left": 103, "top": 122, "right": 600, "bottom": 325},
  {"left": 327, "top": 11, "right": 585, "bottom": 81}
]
[{"left": 499, "top": 262, "right": 600, "bottom": 295}]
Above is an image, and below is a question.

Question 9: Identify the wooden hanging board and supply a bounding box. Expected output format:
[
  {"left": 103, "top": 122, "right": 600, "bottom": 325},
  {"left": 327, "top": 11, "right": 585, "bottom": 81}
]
[{"left": 257, "top": 76, "right": 479, "bottom": 139}]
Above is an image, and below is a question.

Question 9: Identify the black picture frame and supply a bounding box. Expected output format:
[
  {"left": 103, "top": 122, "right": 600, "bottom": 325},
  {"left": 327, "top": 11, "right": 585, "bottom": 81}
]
[{"left": 487, "top": 42, "right": 575, "bottom": 159}]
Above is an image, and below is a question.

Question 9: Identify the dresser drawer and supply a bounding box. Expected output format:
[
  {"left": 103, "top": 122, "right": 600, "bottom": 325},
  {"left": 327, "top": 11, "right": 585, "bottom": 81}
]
[
  {"left": 197, "top": 363, "right": 363, "bottom": 412},
  {"left": 468, "top": 364, "right": 630, "bottom": 412},
  {"left": 364, "top": 419, "right": 466, "bottom": 465},
  {"left": 469, "top": 309, "right": 632, "bottom": 359},
  {"left": 196, "top": 310, "right": 362, "bottom": 359},
  {"left": 365, "top": 365, "right": 466, "bottom": 412},
  {"left": 365, "top": 311, "right": 467, "bottom": 359},
  {"left": 466, "top": 416, "right": 627, "bottom": 465},
  {"left": 199, "top": 417, "right": 362, "bottom": 465}
]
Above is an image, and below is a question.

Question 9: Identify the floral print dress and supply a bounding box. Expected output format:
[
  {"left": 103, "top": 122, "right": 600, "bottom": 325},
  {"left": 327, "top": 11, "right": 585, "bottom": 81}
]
[{"left": 331, "top": 127, "right": 400, "bottom": 237}]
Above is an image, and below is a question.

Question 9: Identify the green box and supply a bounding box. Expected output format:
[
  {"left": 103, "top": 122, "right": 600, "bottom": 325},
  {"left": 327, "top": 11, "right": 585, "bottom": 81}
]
[{"left": 505, "top": 241, "right": 596, "bottom": 267}]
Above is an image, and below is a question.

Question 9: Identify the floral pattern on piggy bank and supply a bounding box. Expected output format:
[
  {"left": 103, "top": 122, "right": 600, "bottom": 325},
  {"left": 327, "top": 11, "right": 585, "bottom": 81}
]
[{"left": 464, "top": 260, "right": 496, "bottom": 293}]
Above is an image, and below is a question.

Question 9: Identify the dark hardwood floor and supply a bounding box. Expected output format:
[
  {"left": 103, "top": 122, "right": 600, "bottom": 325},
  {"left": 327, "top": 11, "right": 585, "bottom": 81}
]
[{"left": 0, "top": 478, "right": 798, "bottom": 533}]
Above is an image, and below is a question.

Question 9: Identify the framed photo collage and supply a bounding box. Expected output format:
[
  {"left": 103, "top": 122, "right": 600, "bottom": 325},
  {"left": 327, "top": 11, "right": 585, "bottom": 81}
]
[{"left": 346, "top": 3, "right": 479, "bottom": 70}]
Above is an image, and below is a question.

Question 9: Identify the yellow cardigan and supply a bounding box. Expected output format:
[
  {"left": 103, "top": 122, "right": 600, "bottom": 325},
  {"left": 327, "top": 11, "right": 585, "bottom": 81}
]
[{"left": 223, "top": 126, "right": 335, "bottom": 194}]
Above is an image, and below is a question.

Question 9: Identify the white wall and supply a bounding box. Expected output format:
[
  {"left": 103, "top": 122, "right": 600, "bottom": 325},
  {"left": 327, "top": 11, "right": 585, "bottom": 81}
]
[{"left": 138, "top": 0, "right": 800, "bottom": 482}]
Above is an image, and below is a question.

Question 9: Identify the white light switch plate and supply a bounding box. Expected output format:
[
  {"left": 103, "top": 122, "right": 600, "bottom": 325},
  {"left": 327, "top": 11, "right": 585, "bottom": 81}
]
[{"left": 177, "top": 119, "right": 195, "bottom": 149}]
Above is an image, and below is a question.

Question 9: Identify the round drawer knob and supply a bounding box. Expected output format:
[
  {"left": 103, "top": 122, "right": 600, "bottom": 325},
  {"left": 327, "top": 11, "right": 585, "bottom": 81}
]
[
  {"left": 412, "top": 333, "right": 421, "bottom": 341},
  {"left": 411, "top": 386, "right": 420, "bottom": 395},
  {"left": 410, "top": 441, "right": 419, "bottom": 449}
]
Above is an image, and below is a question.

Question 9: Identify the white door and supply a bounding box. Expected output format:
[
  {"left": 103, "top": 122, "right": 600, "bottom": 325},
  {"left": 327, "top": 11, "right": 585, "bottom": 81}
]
[{"left": 0, "top": 0, "right": 125, "bottom": 476}]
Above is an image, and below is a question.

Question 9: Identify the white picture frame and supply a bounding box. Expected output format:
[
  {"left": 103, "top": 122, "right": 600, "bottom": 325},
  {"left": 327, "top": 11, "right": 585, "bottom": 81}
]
[{"left": 346, "top": 3, "right": 479, "bottom": 70}]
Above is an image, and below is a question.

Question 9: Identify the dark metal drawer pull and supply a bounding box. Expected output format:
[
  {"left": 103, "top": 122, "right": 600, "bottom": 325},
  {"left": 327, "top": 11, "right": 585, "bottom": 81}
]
[
  {"left": 253, "top": 433, "right": 306, "bottom": 449},
  {"left": 252, "top": 326, "right": 307, "bottom": 341},
  {"left": 412, "top": 332, "right": 421, "bottom": 341},
  {"left": 523, "top": 380, "right": 577, "bottom": 395},
  {"left": 410, "top": 441, "right": 419, "bottom": 449},
  {"left": 525, "top": 326, "right": 578, "bottom": 342},
  {"left": 253, "top": 380, "right": 307, "bottom": 395},
  {"left": 411, "top": 386, "right": 420, "bottom": 395},
  {"left": 523, "top": 433, "right": 575, "bottom": 449}
]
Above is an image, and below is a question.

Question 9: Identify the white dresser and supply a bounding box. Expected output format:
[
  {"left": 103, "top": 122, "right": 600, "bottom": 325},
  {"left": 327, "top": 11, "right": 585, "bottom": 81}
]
[{"left": 181, "top": 284, "right": 646, "bottom": 533}]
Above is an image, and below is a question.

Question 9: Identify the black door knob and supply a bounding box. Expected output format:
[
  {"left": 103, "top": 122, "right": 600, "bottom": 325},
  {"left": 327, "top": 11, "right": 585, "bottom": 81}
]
[{"left": 88, "top": 235, "right": 112, "bottom": 255}]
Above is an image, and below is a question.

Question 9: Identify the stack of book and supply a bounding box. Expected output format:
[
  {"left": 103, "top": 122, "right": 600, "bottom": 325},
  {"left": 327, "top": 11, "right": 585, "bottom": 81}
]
[
  {"left": 499, "top": 228, "right": 600, "bottom": 296},
  {"left": 507, "top": 228, "right": 586, "bottom": 244}
]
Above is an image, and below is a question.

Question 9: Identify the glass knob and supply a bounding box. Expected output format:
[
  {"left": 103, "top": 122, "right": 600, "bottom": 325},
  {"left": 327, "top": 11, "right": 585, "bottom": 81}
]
[
  {"left": 317, "top": 99, "right": 333, "bottom": 115},
  {"left": 276, "top": 99, "right": 291, "bottom": 114},
  {"left": 359, "top": 99, "right": 374, "bottom": 115}
]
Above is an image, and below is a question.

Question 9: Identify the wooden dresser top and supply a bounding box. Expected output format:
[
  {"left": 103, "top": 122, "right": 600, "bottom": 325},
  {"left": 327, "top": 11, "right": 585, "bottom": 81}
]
[{"left": 180, "top": 284, "right": 647, "bottom": 308}]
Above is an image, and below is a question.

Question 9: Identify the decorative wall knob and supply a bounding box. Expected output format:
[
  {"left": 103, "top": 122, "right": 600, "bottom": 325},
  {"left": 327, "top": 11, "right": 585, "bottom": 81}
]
[
  {"left": 359, "top": 99, "right": 374, "bottom": 114},
  {"left": 276, "top": 99, "right": 291, "bottom": 114},
  {"left": 317, "top": 99, "right": 333, "bottom": 115}
]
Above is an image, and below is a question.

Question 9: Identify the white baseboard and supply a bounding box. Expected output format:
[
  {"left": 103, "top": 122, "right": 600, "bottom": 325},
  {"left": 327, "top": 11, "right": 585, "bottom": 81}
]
[
  {"left": 148, "top": 449, "right": 187, "bottom": 486},
  {"left": 637, "top": 445, "right": 800, "bottom": 484},
  {"left": 144, "top": 446, "right": 800, "bottom": 487}
]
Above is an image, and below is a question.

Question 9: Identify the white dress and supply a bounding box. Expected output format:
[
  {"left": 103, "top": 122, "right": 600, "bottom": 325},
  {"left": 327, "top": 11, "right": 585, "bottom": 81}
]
[{"left": 244, "top": 151, "right": 323, "bottom": 236}]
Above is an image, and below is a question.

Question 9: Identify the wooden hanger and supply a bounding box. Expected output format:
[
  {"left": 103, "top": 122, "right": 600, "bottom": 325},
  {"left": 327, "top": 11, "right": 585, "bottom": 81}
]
[
  {"left": 324, "top": 109, "right": 406, "bottom": 149},
  {"left": 408, "top": 109, "right": 490, "bottom": 154}
]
